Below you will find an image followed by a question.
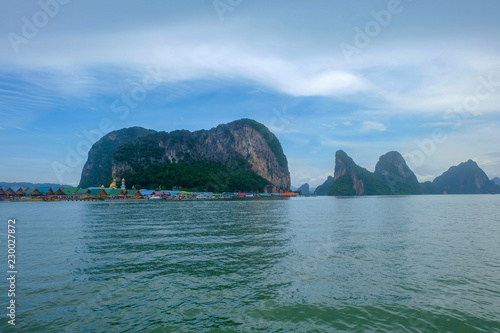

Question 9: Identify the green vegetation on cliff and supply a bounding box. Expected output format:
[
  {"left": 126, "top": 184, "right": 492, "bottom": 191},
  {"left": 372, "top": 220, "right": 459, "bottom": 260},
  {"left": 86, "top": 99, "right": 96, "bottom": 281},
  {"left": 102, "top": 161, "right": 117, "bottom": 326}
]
[
  {"left": 330, "top": 150, "right": 392, "bottom": 196},
  {"left": 79, "top": 127, "right": 157, "bottom": 188},
  {"left": 100, "top": 119, "right": 289, "bottom": 192},
  {"left": 119, "top": 158, "right": 270, "bottom": 192},
  {"left": 316, "top": 151, "right": 500, "bottom": 196},
  {"left": 114, "top": 135, "right": 165, "bottom": 163},
  {"left": 328, "top": 174, "right": 356, "bottom": 196}
]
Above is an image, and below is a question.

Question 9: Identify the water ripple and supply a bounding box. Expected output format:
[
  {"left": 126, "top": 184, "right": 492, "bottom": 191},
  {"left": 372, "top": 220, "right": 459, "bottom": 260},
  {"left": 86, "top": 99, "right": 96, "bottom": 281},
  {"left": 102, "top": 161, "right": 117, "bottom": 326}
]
[{"left": 1, "top": 196, "right": 499, "bottom": 332}]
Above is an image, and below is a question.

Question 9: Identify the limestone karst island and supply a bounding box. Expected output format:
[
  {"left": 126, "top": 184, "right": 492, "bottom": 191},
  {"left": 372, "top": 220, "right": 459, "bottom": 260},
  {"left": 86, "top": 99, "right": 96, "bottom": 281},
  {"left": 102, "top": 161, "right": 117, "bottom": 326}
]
[{"left": 2, "top": 119, "right": 499, "bottom": 201}]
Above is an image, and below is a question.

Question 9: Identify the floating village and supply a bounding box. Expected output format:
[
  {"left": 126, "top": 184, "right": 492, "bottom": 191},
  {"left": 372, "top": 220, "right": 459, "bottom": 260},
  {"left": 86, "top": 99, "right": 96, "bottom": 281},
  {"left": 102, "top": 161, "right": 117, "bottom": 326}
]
[{"left": 0, "top": 178, "right": 299, "bottom": 201}]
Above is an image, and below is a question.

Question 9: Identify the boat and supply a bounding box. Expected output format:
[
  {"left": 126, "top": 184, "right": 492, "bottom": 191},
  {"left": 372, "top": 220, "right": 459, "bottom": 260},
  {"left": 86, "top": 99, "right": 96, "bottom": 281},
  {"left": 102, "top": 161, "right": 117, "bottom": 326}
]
[{"left": 149, "top": 195, "right": 162, "bottom": 200}]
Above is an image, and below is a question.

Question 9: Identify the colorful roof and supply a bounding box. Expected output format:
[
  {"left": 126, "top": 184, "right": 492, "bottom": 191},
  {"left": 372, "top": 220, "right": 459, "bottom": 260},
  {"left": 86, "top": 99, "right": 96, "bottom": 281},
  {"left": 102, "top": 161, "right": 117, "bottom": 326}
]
[
  {"left": 36, "top": 187, "right": 51, "bottom": 195},
  {"left": 61, "top": 188, "right": 79, "bottom": 195},
  {"left": 55, "top": 188, "right": 66, "bottom": 195},
  {"left": 5, "top": 188, "right": 16, "bottom": 195},
  {"left": 152, "top": 191, "right": 165, "bottom": 195},
  {"left": 13, "top": 187, "right": 26, "bottom": 195},
  {"left": 25, "top": 188, "right": 40, "bottom": 195},
  {"left": 281, "top": 192, "right": 299, "bottom": 197},
  {"left": 108, "top": 189, "right": 125, "bottom": 196},
  {"left": 126, "top": 190, "right": 143, "bottom": 196},
  {"left": 88, "top": 189, "right": 108, "bottom": 196},
  {"left": 46, "top": 188, "right": 58, "bottom": 195}
]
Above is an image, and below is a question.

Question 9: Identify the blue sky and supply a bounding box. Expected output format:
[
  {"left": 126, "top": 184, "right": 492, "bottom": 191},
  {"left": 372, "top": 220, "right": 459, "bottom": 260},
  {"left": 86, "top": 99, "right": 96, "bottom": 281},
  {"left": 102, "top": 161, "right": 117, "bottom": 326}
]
[{"left": 1, "top": 0, "right": 500, "bottom": 187}]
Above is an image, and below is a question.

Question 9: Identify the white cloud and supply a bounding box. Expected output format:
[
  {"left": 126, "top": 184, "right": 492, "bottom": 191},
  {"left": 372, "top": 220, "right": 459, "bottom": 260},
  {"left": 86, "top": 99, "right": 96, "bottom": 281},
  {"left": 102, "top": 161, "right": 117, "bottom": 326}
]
[
  {"left": 401, "top": 123, "right": 500, "bottom": 180},
  {"left": 1, "top": 1, "right": 500, "bottom": 183},
  {"left": 292, "top": 170, "right": 334, "bottom": 188},
  {"left": 0, "top": 26, "right": 370, "bottom": 98},
  {"left": 2, "top": 18, "right": 500, "bottom": 117},
  {"left": 414, "top": 174, "right": 435, "bottom": 182},
  {"left": 360, "top": 121, "right": 386, "bottom": 132}
]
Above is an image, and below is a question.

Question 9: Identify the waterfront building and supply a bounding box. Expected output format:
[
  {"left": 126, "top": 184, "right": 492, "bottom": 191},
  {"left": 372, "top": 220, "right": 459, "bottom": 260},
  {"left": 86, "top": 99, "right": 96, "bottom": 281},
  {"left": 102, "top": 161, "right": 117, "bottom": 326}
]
[
  {"left": 108, "top": 189, "right": 126, "bottom": 197},
  {"left": 88, "top": 189, "right": 109, "bottom": 196},
  {"left": 9, "top": 187, "right": 26, "bottom": 196},
  {"left": 75, "top": 189, "right": 90, "bottom": 196},
  {"left": 60, "top": 188, "right": 79, "bottom": 196},
  {"left": 26, "top": 188, "right": 43, "bottom": 196},
  {"left": 125, "top": 190, "right": 143, "bottom": 198},
  {"left": 46, "top": 188, "right": 58, "bottom": 196},
  {"left": 36, "top": 187, "right": 51, "bottom": 195}
]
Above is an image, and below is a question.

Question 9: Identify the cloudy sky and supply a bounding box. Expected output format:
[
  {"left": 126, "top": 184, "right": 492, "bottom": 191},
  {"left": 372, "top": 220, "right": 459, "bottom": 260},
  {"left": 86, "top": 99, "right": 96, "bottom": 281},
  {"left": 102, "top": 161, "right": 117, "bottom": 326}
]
[{"left": 1, "top": 0, "right": 500, "bottom": 187}]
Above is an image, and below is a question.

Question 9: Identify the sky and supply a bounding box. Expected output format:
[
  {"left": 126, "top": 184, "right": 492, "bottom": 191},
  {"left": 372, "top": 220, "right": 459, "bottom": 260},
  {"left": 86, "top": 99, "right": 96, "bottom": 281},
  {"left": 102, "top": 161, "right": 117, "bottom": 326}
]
[{"left": 1, "top": 0, "right": 500, "bottom": 187}]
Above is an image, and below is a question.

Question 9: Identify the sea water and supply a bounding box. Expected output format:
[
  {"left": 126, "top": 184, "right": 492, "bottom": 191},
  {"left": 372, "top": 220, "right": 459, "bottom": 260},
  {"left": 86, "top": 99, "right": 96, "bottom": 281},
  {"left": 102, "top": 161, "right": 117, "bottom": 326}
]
[{"left": 1, "top": 195, "right": 499, "bottom": 332}]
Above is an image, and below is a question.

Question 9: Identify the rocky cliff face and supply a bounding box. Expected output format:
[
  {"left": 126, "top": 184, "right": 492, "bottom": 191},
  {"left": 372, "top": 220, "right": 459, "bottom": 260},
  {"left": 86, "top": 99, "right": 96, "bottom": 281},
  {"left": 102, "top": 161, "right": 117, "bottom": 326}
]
[
  {"left": 316, "top": 150, "right": 420, "bottom": 196},
  {"left": 329, "top": 150, "right": 391, "bottom": 196},
  {"left": 374, "top": 151, "right": 421, "bottom": 194},
  {"left": 230, "top": 120, "right": 290, "bottom": 192},
  {"left": 110, "top": 119, "right": 290, "bottom": 192},
  {"left": 316, "top": 150, "right": 500, "bottom": 196},
  {"left": 332, "top": 150, "right": 364, "bottom": 195},
  {"left": 79, "top": 127, "right": 157, "bottom": 188}
]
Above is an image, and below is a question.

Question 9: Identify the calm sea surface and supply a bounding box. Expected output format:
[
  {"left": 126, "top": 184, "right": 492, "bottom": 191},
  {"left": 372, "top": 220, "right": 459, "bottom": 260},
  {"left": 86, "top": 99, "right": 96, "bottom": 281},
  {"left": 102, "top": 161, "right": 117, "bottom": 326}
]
[{"left": 1, "top": 196, "right": 500, "bottom": 332}]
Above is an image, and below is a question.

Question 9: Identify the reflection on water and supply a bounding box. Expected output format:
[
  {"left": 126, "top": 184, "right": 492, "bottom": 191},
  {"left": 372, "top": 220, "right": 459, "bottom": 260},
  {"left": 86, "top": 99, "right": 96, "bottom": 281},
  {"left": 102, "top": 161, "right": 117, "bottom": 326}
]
[{"left": 1, "top": 196, "right": 499, "bottom": 332}]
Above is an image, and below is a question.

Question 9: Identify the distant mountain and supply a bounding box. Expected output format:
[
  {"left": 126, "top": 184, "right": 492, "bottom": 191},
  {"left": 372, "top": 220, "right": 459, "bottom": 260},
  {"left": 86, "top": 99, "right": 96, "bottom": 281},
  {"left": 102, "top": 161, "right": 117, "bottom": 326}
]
[
  {"left": 314, "top": 176, "right": 335, "bottom": 196},
  {"left": 314, "top": 150, "right": 499, "bottom": 196},
  {"left": 432, "top": 160, "right": 500, "bottom": 194},
  {"left": 493, "top": 177, "right": 500, "bottom": 186},
  {"left": 79, "top": 127, "right": 158, "bottom": 188},
  {"left": 374, "top": 151, "right": 421, "bottom": 194},
  {"left": 297, "top": 183, "right": 310, "bottom": 196},
  {"left": 80, "top": 119, "right": 291, "bottom": 193},
  {"left": 0, "top": 182, "right": 73, "bottom": 188},
  {"left": 419, "top": 181, "right": 444, "bottom": 194},
  {"left": 327, "top": 150, "right": 392, "bottom": 196}
]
